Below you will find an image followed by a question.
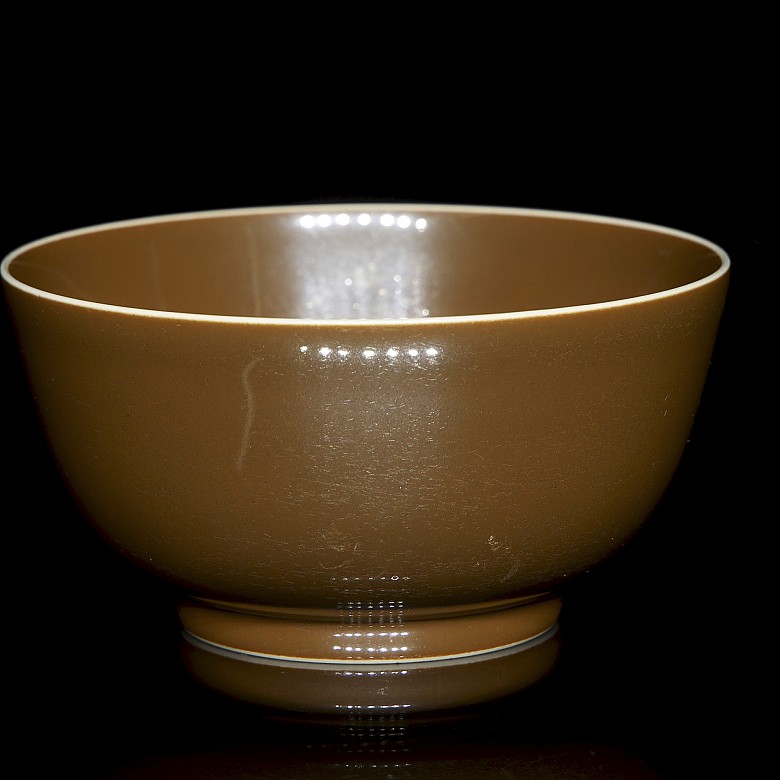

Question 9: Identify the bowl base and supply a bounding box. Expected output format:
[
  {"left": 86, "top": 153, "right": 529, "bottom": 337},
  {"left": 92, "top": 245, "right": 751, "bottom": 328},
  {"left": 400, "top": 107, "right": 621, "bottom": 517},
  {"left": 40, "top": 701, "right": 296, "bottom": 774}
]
[{"left": 178, "top": 595, "right": 561, "bottom": 713}]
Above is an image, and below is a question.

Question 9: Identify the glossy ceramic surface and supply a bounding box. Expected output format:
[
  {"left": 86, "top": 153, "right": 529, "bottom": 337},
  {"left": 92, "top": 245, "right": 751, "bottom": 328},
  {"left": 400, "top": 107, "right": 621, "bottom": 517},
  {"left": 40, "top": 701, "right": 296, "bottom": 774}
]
[{"left": 1, "top": 204, "right": 729, "bottom": 711}]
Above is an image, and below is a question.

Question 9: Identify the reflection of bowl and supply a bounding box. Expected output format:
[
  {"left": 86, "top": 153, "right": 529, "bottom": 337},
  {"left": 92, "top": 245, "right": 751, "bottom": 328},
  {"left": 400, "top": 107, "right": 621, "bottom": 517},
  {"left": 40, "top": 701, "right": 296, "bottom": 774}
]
[
  {"left": 2, "top": 204, "right": 729, "bottom": 712},
  {"left": 181, "top": 625, "right": 560, "bottom": 713},
  {"left": 104, "top": 694, "right": 665, "bottom": 780}
]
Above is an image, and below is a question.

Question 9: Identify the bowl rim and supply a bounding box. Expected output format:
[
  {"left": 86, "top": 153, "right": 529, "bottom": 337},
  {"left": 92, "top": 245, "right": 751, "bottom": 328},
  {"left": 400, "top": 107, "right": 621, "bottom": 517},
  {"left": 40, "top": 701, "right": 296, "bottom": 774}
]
[{"left": 1, "top": 203, "right": 731, "bottom": 326}]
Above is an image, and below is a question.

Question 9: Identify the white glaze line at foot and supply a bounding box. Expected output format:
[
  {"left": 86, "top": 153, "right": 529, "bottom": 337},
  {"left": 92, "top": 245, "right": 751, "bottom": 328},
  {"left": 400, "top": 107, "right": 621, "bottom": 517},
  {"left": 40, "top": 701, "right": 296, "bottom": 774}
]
[{"left": 181, "top": 623, "right": 559, "bottom": 668}]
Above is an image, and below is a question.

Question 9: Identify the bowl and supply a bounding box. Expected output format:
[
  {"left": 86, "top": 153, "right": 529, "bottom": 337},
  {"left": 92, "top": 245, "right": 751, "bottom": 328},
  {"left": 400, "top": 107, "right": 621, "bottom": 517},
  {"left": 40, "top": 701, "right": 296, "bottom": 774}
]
[{"left": 1, "top": 204, "right": 729, "bottom": 713}]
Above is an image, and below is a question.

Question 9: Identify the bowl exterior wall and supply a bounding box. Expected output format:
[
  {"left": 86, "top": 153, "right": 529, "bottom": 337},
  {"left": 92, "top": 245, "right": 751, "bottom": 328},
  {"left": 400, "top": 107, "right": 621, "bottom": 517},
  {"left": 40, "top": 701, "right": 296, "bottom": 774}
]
[{"left": 4, "top": 271, "right": 728, "bottom": 609}]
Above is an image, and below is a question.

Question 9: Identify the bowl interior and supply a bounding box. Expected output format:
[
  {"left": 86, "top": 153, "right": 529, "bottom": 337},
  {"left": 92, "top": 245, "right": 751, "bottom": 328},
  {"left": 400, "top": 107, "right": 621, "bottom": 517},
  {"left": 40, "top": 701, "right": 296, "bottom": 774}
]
[{"left": 6, "top": 207, "right": 724, "bottom": 320}]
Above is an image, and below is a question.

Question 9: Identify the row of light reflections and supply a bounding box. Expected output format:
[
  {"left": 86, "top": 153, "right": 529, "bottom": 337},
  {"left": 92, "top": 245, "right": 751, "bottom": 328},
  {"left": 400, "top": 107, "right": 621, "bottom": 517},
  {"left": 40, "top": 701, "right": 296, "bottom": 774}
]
[
  {"left": 299, "top": 344, "right": 441, "bottom": 361},
  {"left": 332, "top": 629, "right": 411, "bottom": 654},
  {"left": 334, "top": 623, "right": 413, "bottom": 709},
  {"left": 298, "top": 212, "right": 428, "bottom": 231}
]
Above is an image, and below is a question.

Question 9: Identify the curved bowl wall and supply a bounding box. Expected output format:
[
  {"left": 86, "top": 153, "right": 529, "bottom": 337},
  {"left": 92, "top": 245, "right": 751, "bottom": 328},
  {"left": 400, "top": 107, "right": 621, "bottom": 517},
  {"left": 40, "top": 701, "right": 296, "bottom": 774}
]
[{"left": 2, "top": 205, "right": 729, "bottom": 611}]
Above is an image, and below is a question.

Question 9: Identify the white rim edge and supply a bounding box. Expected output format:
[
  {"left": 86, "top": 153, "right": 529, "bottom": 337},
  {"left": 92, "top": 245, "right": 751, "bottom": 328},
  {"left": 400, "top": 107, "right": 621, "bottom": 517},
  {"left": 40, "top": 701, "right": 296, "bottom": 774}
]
[
  {"left": 1, "top": 204, "right": 731, "bottom": 326},
  {"left": 182, "top": 623, "right": 559, "bottom": 667}
]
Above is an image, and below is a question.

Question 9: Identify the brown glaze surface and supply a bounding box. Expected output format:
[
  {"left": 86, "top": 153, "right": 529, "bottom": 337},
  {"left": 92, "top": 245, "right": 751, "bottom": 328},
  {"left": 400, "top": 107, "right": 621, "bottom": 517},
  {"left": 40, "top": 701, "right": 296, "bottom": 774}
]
[{"left": 1, "top": 204, "right": 729, "bottom": 708}]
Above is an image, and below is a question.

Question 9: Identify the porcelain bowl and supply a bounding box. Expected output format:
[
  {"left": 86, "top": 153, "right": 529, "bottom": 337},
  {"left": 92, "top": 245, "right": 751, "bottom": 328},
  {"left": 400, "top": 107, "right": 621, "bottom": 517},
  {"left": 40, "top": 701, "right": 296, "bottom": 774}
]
[{"left": 1, "top": 204, "right": 729, "bottom": 712}]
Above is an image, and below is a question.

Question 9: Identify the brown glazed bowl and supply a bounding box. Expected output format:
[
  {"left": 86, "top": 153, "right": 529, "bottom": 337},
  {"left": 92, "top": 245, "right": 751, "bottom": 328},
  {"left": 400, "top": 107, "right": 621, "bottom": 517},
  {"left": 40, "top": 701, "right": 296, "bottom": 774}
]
[{"left": 1, "top": 204, "right": 729, "bottom": 713}]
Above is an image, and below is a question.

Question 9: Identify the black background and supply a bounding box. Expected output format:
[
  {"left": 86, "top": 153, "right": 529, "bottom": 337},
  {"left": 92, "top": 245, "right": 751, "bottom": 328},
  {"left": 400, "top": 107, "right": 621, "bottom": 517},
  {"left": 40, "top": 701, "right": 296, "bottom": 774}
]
[{"left": 2, "top": 20, "right": 772, "bottom": 778}]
